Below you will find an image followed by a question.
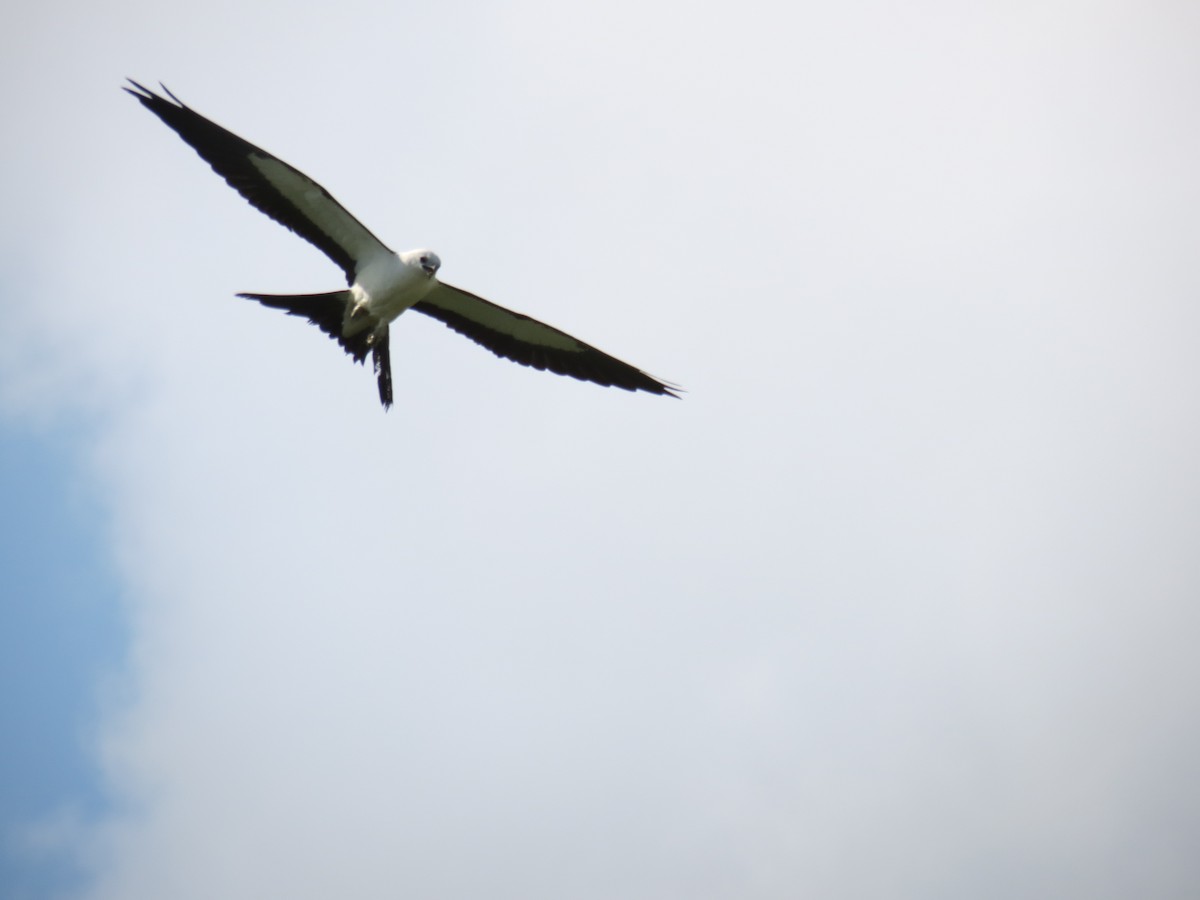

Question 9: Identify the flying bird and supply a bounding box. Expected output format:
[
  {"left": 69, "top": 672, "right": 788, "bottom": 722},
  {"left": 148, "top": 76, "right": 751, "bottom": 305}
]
[{"left": 124, "top": 81, "right": 678, "bottom": 408}]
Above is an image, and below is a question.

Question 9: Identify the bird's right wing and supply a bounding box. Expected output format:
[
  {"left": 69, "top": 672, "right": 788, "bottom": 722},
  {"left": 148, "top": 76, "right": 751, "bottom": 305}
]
[{"left": 126, "top": 80, "right": 391, "bottom": 285}]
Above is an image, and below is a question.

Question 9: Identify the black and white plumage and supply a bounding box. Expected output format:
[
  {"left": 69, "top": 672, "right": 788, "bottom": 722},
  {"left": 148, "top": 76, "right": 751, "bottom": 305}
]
[{"left": 124, "top": 81, "right": 678, "bottom": 408}]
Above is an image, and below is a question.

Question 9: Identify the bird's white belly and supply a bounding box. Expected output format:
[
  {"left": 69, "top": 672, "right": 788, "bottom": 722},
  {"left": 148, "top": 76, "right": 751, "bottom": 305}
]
[{"left": 351, "top": 253, "right": 436, "bottom": 325}]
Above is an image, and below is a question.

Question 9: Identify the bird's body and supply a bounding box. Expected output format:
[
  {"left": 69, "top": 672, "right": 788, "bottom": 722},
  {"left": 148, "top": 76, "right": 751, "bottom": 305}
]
[
  {"left": 351, "top": 250, "right": 439, "bottom": 327},
  {"left": 125, "top": 81, "right": 678, "bottom": 408}
]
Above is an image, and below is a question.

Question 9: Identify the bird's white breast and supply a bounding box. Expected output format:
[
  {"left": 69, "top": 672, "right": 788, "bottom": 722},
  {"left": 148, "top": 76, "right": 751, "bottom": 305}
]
[{"left": 352, "top": 252, "right": 437, "bottom": 324}]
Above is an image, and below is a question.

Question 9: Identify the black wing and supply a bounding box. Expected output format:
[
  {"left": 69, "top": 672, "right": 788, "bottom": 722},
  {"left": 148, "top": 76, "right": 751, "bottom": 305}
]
[
  {"left": 126, "top": 80, "right": 390, "bottom": 284},
  {"left": 414, "top": 283, "right": 679, "bottom": 396}
]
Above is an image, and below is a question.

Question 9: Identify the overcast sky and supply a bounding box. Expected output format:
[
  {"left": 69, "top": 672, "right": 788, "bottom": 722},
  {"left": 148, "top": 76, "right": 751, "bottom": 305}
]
[{"left": 3, "top": 1, "right": 1200, "bottom": 897}]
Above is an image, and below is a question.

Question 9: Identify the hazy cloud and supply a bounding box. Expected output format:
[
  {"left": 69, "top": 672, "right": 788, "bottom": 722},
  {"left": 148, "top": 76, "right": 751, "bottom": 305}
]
[{"left": 3, "top": 1, "right": 1199, "bottom": 897}]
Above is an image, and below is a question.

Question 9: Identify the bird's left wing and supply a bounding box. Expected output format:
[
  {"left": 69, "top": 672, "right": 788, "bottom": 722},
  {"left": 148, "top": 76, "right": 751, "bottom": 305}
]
[
  {"left": 414, "top": 283, "right": 679, "bottom": 396},
  {"left": 125, "top": 80, "right": 390, "bottom": 285}
]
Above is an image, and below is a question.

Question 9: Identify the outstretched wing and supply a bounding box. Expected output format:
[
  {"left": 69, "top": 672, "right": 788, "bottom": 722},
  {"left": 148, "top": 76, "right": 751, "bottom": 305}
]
[
  {"left": 125, "top": 80, "right": 391, "bottom": 284},
  {"left": 414, "top": 283, "right": 679, "bottom": 396}
]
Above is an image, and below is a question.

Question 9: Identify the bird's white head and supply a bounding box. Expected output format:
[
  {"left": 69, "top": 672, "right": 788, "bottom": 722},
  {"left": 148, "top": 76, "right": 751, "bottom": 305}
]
[{"left": 403, "top": 249, "right": 442, "bottom": 278}]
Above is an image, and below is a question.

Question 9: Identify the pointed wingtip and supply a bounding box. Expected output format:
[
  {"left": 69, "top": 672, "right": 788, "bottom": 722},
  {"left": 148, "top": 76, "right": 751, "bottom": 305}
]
[
  {"left": 652, "top": 375, "right": 684, "bottom": 399},
  {"left": 641, "top": 373, "right": 683, "bottom": 399},
  {"left": 123, "top": 79, "right": 184, "bottom": 108},
  {"left": 159, "top": 82, "right": 184, "bottom": 106},
  {"left": 123, "top": 77, "right": 151, "bottom": 99}
]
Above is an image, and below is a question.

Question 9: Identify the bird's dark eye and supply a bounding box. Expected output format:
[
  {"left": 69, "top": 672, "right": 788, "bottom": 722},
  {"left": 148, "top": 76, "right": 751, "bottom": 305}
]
[{"left": 420, "top": 256, "right": 428, "bottom": 264}]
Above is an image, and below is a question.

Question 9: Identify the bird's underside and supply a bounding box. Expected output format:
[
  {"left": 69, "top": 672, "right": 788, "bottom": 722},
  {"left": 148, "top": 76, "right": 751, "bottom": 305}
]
[{"left": 125, "top": 80, "right": 679, "bottom": 409}]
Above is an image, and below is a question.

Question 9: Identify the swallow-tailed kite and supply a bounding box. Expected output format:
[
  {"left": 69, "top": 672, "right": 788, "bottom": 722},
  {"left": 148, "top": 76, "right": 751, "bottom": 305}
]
[{"left": 125, "top": 81, "right": 678, "bottom": 408}]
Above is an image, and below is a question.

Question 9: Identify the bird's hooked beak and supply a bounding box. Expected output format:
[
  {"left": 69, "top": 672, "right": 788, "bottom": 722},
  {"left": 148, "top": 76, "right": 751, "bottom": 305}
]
[{"left": 415, "top": 251, "right": 442, "bottom": 278}]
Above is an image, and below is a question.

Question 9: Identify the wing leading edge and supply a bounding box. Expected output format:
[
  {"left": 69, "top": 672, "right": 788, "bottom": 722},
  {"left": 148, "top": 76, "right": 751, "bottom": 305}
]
[{"left": 124, "top": 80, "right": 390, "bottom": 284}]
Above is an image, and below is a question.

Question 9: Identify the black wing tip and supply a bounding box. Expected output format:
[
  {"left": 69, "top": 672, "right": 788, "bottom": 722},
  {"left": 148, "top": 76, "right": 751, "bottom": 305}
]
[
  {"left": 631, "top": 369, "right": 683, "bottom": 398},
  {"left": 618, "top": 375, "right": 683, "bottom": 399},
  {"left": 123, "top": 79, "right": 182, "bottom": 106},
  {"left": 616, "top": 371, "right": 682, "bottom": 398},
  {"left": 122, "top": 78, "right": 151, "bottom": 97},
  {"left": 575, "top": 352, "right": 682, "bottom": 398}
]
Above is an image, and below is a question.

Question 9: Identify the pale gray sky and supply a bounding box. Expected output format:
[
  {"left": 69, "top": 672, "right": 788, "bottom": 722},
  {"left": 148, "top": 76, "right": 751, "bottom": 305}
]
[{"left": 3, "top": 1, "right": 1200, "bottom": 897}]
